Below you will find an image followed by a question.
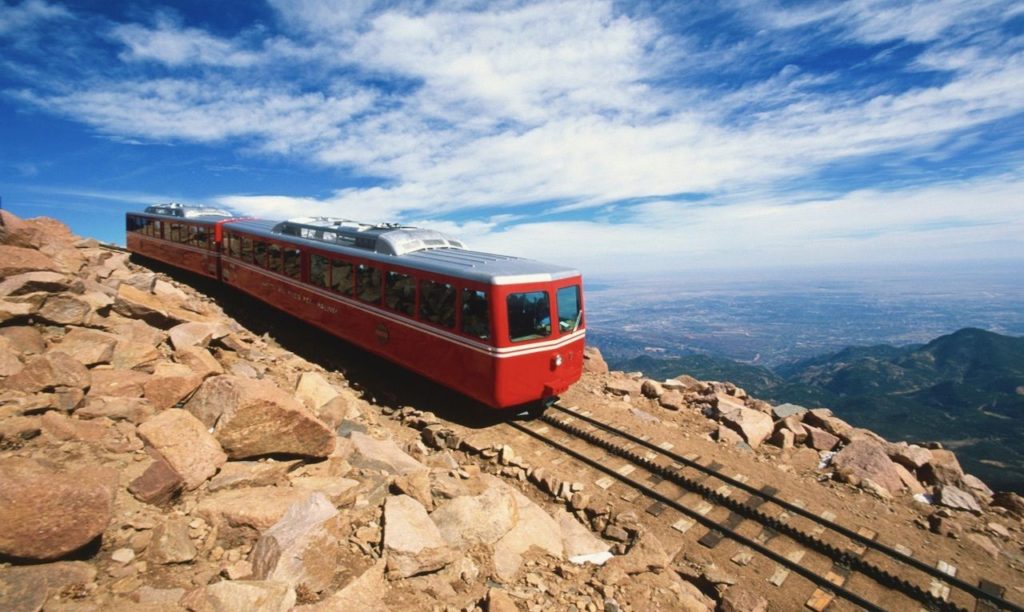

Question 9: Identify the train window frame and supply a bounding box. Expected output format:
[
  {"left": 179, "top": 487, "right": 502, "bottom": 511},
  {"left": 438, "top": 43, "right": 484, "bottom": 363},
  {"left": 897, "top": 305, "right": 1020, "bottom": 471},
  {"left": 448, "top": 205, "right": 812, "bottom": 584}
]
[
  {"left": 227, "top": 233, "right": 241, "bottom": 258},
  {"left": 356, "top": 264, "right": 381, "bottom": 304},
  {"left": 170, "top": 223, "right": 183, "bottom": 243},
  {"left": 240, "top": 236, "right": 253, "bottom": 263},
  {"left": 267, "top": 243, "right": 283, "bottom": 273},
  {"left": 187, "top": 225, "right": 199, "bottom": 246},
  {"left": 461, "top": 289, "right": 490, "bottom": 340},
  {"left": 310, "top": 253, "right": 329, "bottom": 289},
  {"left": 384, "top": 271, "right": 416, "bottom": 317},
  {"left": 283, "top": 247, "right": 301, "bottom": 280},
  {"left": 507, "top": 291, "right": 551, "bottom": 343},
  {"left": 331, "top": 258, "right": 354, "bottom": 296},
  {"left": 253, "top": 240, "right": 267, "bottom": 268},
  {"left": 556, "top": 285, "right": 583, "bottom": 334},
  {"left": 419, "top": 279, "right": 456, "bottom": 329}
]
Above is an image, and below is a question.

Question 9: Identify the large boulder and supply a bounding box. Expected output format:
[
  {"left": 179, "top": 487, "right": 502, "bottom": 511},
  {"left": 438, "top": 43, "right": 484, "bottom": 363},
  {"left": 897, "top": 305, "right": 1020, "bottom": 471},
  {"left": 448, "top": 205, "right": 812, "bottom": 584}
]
[
  {"left": 251, "top": 492, "right": 340, "bottom": 593},
  {"left": 186, "top": 375, "right": 335, "bottom": 459},
  {"left": 168, "top": 321, "right": 226, "bottom": 350},
  {"left": 717, "top": 406, "right": 773, "bottom": 449},
  {"left": 112, "top": 283, "right": 208, "bottom": 328},
  {"left": 804, "top": 425, "right": 841, "bottom": 451},
  {"left": 937, "top": 485, "right": 982, "bottom": 514},
  {"left": 0, "top": 271, "right": 72, "bottom": 297},
  {"left": 37, "top": 295, "right": 94, "bottom": 326},
  {"left": 831, "top": 440, "right": 904, "bottom": 495},
  {"left": 0, "top": 245, "right": 59, "bottom": 277},
  {"left": 174, "top": 345, "right": 224, "bottom": 379},
  {"left": 196, "top": 580, "right": 296, "bottom": 612},
  {"left": 148, "top": 516, "right": 197, "bottom": 564},
  {"left": 129, "top": 455, "right": 185, "bottom": 506},
  {"left": 919, "top": 449, "right": 966, "bottom": 487},
  {"left": 197, "top": 487, "right": 316, "bottom": 531},
  {"left": 430, "top": 482, "right": 519, "bottom": 549},
  {"left": 88, "top": 369, "right": 151, "bottom": 397},
  {"left": 349, "top": 431, "right": 428, "bottom": 476},
  {"left": 0, "top": 458, "right": 117, "bottom": 560},
  {"left": 888, "top": 443, "right": 933, "bottom": 471},
  {"left": 76, "top": 396, "right": 156, "bottom": 423},
  {"left": 294, "top": 371, "right": 340, "bottom": 412},
  {"left": 0, "top": 326, "right": 45, "bottom": 355},
  {"left": 5, "top": 351, "right": 90, "bottom": 393},
  {"left": 143, "top": 373, "right": 203, "bottom": 411},
  {"left": 293, "top": 560, "right": 386, "bottom": 611},
  {"left": 49, "top": 328, "right": 117, "bottom": 366},
  {"left": 493, "top": 487, "right": 565, "bottom": 581},
  {"left": 137, "top": 409, "right": 227, "bottom": 490},
  {"left": 383, "top": 494, "right": 455, "bottom": 579}
]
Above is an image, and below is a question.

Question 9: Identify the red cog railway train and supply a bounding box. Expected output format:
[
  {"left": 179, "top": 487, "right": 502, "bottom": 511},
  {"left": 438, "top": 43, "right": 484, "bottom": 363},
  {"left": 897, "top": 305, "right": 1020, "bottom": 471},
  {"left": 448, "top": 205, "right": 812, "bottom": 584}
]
[{"left": 125, "top": 203, "right": 586, "bottom": 410}]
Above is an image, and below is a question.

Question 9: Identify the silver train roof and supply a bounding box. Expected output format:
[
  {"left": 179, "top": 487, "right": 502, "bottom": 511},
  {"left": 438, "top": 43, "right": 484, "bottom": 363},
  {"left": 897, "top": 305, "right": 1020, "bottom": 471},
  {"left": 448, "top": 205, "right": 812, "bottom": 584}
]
[{"left": 222, "top": 218, "right": 579, "bottom": 285}]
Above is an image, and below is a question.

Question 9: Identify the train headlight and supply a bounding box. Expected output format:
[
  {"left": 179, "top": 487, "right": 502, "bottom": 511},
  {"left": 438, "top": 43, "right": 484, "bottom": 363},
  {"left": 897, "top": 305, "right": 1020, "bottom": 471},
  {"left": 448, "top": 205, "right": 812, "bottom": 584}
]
[{"left": 553, "top": 354, "right": 563, "bottom": 367}]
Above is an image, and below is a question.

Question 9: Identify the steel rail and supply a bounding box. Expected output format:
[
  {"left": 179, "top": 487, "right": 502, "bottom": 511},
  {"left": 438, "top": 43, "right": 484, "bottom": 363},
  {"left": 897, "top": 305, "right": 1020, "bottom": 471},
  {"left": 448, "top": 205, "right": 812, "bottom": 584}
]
[
  {"left": 506, "top": 419, "right": 888, "bottom": 612},
  {"left": 545, "top": 404, "right": 1022, "bottom": 612}
]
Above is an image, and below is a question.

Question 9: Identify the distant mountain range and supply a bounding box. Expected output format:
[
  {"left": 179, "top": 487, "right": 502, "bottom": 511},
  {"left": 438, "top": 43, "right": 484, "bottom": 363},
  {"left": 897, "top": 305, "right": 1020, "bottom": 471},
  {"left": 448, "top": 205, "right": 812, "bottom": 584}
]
[{"left": 600, "top": 328, "right": 1024, "bottom": 493}]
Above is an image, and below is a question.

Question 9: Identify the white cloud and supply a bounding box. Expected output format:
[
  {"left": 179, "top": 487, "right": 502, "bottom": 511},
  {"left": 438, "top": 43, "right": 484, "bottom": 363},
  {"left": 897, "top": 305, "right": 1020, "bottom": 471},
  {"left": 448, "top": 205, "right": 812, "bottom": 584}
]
[
  {"left": 4, "top": 0, "right": 1023, "bottom": 275},
  {"left": 109, "top": 17, "right": 262, "bottom": 67},
  {"left": 0, "top": 0, "right": 69, "bottom": 36}
]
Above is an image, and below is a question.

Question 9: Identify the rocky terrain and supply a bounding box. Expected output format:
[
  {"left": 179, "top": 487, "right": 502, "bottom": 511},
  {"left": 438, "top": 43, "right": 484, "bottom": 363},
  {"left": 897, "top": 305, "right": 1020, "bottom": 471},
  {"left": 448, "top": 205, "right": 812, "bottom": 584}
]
[{"left": 1, "top": 210, "right": 1023, "bottom": 611}]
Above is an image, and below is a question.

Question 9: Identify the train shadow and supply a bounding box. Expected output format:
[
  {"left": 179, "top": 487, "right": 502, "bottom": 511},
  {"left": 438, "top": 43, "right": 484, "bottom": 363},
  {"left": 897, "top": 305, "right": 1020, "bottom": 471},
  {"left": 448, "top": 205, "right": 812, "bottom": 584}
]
[{"left": 136, "top": 257, "right": 523, "bottom": 431}]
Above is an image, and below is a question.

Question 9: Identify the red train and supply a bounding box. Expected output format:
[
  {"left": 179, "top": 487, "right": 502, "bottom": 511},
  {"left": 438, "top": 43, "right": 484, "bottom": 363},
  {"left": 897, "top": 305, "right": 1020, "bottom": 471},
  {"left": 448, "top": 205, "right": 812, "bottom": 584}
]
[{"left": 126, "top": 203, "right": 586, "bottom": 410}]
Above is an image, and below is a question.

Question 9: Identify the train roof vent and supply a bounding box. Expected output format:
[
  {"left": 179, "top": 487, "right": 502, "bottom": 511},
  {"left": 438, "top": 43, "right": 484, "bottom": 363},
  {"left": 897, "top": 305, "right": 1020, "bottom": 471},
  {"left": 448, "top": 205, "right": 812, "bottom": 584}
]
[
  {"left": 144, "top": 202, "right": 233, "bottom": 218},
  {"left": 272, "top": 217, "right": 467, "bottom": 256}
]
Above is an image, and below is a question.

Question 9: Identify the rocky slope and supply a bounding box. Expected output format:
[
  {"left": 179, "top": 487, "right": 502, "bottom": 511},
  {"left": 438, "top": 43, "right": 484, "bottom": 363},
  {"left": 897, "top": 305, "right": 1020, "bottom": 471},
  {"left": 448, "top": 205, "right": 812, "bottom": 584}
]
[{"left": 1, "top": 211, "right": 1022, "bottom": 611}]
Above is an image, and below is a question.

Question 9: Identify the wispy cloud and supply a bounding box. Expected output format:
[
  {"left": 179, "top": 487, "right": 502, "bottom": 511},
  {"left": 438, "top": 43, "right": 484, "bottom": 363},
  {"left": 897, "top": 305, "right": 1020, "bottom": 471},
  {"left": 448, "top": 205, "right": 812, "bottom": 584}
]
[
  {"left": 1, "top": 0, "right": 1022, "bottom": 274},
  {"left": 0, "top": 0, "right": 70, "bottom": 37}
]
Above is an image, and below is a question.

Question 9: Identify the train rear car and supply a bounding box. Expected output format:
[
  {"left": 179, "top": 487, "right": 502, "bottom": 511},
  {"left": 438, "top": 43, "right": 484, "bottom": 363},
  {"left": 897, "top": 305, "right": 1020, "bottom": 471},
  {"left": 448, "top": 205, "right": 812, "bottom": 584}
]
[
  {"left": 125, "top": 203, "right": 236, "bottom": 278},
  {"left": 219, "top": 217, "right": 585, "bottom": 409}
]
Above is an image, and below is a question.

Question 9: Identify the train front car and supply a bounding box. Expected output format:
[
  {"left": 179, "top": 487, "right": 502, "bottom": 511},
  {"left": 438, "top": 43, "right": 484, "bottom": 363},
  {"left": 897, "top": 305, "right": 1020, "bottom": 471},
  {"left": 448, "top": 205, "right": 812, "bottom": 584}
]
[
  {"left": 218, "top": 216, "right": 585, "bottom": 410},
  {"left": 125, "top": 203, "right": 235, "bottom": 278},
  {"left": 486, "top": 263, "right": 586, "bottom": 409}
]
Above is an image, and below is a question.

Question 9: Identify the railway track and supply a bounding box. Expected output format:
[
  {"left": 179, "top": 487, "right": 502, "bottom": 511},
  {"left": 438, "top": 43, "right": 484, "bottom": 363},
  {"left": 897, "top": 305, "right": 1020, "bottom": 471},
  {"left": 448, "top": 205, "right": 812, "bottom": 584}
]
[{"left": 506, "top": 403, "right": 1021, "bottom": 612}]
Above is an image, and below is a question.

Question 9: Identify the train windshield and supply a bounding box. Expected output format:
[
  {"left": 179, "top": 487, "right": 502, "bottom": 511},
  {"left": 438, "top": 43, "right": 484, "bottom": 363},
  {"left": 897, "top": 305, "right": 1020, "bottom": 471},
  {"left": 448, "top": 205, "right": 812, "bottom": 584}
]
[
  {"left": 507, "top": 291, "right": 551, "bottom": 342},
  {"left": 557, "top": 285, "right": 582, "bottom": 333}
]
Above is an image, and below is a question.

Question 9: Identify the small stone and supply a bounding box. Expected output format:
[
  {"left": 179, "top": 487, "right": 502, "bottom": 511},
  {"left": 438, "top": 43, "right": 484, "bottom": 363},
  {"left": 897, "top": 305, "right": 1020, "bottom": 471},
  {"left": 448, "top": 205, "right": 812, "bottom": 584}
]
[{"left": 111, "top": 548, "right": 136, "bottom": 564}]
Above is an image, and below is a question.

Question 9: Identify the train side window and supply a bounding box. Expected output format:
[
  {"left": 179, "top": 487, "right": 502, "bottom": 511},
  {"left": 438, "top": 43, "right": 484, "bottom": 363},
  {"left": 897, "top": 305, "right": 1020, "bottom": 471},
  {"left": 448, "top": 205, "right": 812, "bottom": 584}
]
[
  {"left": 169, "top": 223, "right": 182, "bottom": 243},
  {"left": 556, "top": 285, "right": 583, "bottom": 333},
  {"left": 385, "top": 271, "right": 416, "bottom": 316},
  {"left": 197, "top": 226, "right": 210, "bottom": 249},
  {"left": 187, "top": 225, "right": 199, "bottom": 246},
  {"left": 253, "top": 240, "right": 267, "bottom": 268},
  {"left": 268, "top": 244, "right": 282, "bottom": 273},
  {"left": 461, "top": 289, "right": 490, "bottom": 339},
  {"left": 357, "top": 264, "right": 381, "bottom": 304},
  {"left": 142, "top": 219, "right": 152, "bottom": 236},
  {"left": 227, "top": 233, "right": 240, "bottom": 258},
  {"left": 507, "top": 291, "right": 551, "bottom": 342},
  {"left": 283, "top": 248, "right": 301, "bottom": 279},
  {"left": 241, "top": 236, "right": 253, "bottom": 263},
  {"left": 420, "top": 280, "right": 455, "bottom": 328},
  {"left": 310, "top": 254, "right": 329, "bottom": 288},
  {"left": 331, "top": 259, "right": 353, "bottom": 295},
  {"left": 155, "top": 221, "right": 164, "bottom": 239}
]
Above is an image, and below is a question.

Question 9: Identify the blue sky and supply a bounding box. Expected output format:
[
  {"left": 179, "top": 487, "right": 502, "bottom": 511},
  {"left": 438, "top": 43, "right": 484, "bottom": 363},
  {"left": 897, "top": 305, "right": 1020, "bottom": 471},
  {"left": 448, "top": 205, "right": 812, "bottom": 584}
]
[{"left": 1, "top": 0, "right": 1022, "bottom": 279}]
